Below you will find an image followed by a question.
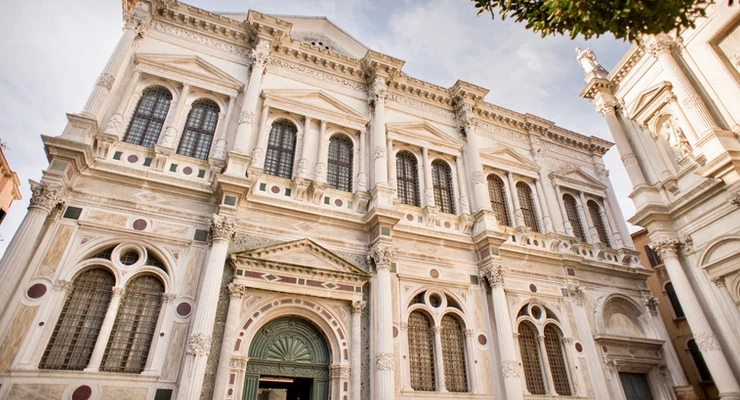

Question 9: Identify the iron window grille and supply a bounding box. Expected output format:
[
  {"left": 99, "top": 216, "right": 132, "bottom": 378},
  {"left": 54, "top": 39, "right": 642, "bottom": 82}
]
[
  {"left": 123, "top": 86, "right": 173, "bottom": 148},
  {"left": 665, "top": 282, "right": 685, "bottom": 318},
  {"left": 587, "top": 200, "right": 611, "bottom": 247},
  {"left": 516, "top": 182, "right": 541, "bottom": 233},
  {"left": 396, "top": 151, "right": 420, "bottom": 207},
  {"left": 440, "top": 315, "right": 468, "bottom": 392},
  {"left": 487, "top": 175, "right": 511, "bottom": 226},
  {"left": 101, "top": 275, "right": 164, "bottom": 373},
  {"left": 120, "top": 250, "right": 139, "bottom": 266},
  {"left": 264, "top": 120, "right": 297, "bottom": 179},
  {"left": 544, "top": 325, "right": 572, "bottom": 396},
  {"left": 518, "top": 322, "right": 546, "bottom": 395},
  {"left": 93, "top": 246, "right": 116, "bottom": 261},
  {"left": 563, "top": 194, "right": 586, "bottom": 241},
  {"left": 432, "top": 160, "right": 455, "bottom": 214},
  {"left": 41, "top": 268, "right": 115, "bottom": 370},
  {"left": 408, "top": 310, "right": 436, "bottom": 391},
  {"left": 177, "top": 99, "right": 220, "bottom": 160},
  {"left": 327, "top": 134, "right": 353, "bottom": 192}
]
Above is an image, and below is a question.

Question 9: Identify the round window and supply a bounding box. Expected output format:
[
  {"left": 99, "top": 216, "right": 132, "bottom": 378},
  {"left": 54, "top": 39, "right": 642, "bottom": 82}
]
[{"left": 120, "top": 250, "right": 140, "bottom": 266}]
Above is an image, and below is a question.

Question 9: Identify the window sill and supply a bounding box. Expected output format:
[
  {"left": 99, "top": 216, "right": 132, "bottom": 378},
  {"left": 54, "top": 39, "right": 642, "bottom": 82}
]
[
  {"left": 9, "top": 368, "right": 162, "bottom": 382},
  {"left": 400, "top": 390, "right": 488, "bottom": 398}
]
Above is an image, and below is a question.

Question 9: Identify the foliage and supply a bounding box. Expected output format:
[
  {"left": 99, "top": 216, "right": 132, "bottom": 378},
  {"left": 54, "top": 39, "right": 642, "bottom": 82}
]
[{"left": 472, "top": 0, "right": 730, "bottom": 42}]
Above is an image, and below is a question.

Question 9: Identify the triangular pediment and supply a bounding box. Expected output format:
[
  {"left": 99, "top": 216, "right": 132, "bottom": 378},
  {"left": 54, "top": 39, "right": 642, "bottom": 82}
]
[
  {"left": 233, "top": 238, "right": 369, "bottom": 277},
  {"left": 386, "top": 121, "right": 460, "bottom": 151},
  {"left": 627, "top": 81, "right": 673, "bottom": 123},
  {"left": 262, "top": 89, "right": 369, "bottom": 129},
  {"left": 134, "top": 53, "right": 243, "bottom": 95},
  {"left": 549, "top": 167, "right": 606, "bottom": 193},
  {"left": 480, "top": 146, "right": 540, "bottom": 173}
]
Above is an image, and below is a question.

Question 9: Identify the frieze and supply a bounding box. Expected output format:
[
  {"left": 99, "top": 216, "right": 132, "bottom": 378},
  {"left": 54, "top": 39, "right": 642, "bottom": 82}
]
[
  {"left": 269, "top": 59, "right": 367, "bottom": 92},
  {"left": 247, "top": 362, "right": 330, "bottom": 378},
  {"left": 387, "top": 93, "right": 455, "bottom": 119},
  {"left": 477, "top": 122, "right": 527, "bottom": 141},
  {"left": 541, "top": 141, "right": 591, "bottom": 162},
  {"left": 151, "top": 21, "right": 250, "bottom": 58}
]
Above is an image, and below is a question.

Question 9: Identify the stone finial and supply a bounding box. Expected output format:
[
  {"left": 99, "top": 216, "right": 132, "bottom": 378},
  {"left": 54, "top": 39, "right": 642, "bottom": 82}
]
[{"left": 575, "top": 47, "right": 607, "bottom": 77}]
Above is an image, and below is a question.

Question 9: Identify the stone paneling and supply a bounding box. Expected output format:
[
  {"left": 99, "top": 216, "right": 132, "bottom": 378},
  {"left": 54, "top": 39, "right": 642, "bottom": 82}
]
[
  {"left": 36, "top": 224, "right": 74, "bottom": 278},
  {"left": 6, "top": 383, "right": 65, "bottom": 400},
  {"left": 162, "top": 322, "right": 188, "bottom": 381},
  {"left": 100, "top": 386, "right": 148, "bottom": 400},
  {"left": 0, "top": 305, "right": 37, "bottom": 372}
]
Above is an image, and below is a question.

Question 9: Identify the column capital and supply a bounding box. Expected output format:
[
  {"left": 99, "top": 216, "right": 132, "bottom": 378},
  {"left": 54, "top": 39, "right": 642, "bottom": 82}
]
[
  {"left": 649, "top": 238, "right": 683, "bottom": 258},
  {"left": 711, "top": 276, "right": 726, "bottom": 288},
  {"left": 432, "top": 325, "right": 442, "bottom": 334},
  {"left": 250, "top": 40, "right": 271, "bottom": 69},
  {"left": 350, "top": 300, "right": 366, "bottom": 314},
  {"left": 596, "top": 100, "right": 619, "bottom": 116},
  {"left": 162, "top": 293, "right": 177, "bottom": 303},
  {"left": 186, "top": 333, "right": 212, "bottom": 357},
  {"left": 481, "top": 265, "right": 504, "bottom": 286},
  {"left": 568, "top": 282, "right": 585, "bottom": 305},
  {"left": 229, "top": 357, "right": 248, "bottom": 370},
  {"left": 210, "top": 214, "right": 237, "bottom": 243},
  {"left": 123, "top": 6, "right": 150, "bottom": 32},
  {"left": 29, "top": 180, "right": 65, "bottom": 213},
  {"left": 228, "top": 282, "right": 247, "bottom": 300},
  {"left": 369, "top": 245, "right": 395, "bottom": 270},
  {"left": 368, "top": 76, "right": 388, "bottom": 105},
  {"left": 645, "top": 36, "right": 676, "bottom": 58},
  {"left": 730, "top": 195, "right": 740, "bottom": 207},
  {"left": 111, "top": 287, "right": 126, "bottom": 296}
]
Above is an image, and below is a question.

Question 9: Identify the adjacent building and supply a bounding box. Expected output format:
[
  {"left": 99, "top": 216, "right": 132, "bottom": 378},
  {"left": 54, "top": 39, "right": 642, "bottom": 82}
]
[
  {"left": 0, "top": 1, "right": 695, "bottom": 399},
  {"left": 580, "top": 2, "right": 740, "bottom": 400},
  {"left": 0, "top": 143, "right": 21, "bottom": 229}
]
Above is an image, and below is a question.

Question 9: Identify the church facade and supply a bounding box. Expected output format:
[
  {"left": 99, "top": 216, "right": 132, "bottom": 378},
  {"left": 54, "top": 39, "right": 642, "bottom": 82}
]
[
  {"left": 0, "top": 1, "right": 690, "bottom": 399},
  {"left": 579, "top": 3, "right": 740, "bottom": 400}
]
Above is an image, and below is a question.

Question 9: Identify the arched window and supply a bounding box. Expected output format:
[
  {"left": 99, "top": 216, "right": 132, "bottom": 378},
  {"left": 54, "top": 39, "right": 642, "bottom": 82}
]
[
  {"left": 327, "top": 134, "right": 353, "bottom": 192},
  {"left": 41, "top": 268, "right": 115, "bottom": 370},
  {"left": 432, "top": 160, "right": 455, "bottom": 214},
  {"left": 396, "top": 151, "right": 420, "bottom": 207},
  {"left": 264, "top": 120, "right": 297, "bottom": 179},
  {"left": 665, "top": 282, "right": 685, "bottom": 318},
  {"left": 519, "top": 321, "right": 546, "bottom": 395},
  {"left": 544, "top": 325, "right": 572, "bottom": 396},
  {"left": 563, "top": 194, "right": 586, "bottom": 241},
  {"left": 408, "top": 310, "right": 436, "bottom": 391},
  {"left": 177, "top": 99, "right": 220, "bottom": 160},
  {"left": 688, "top": 339, "right": 713, "bottom": 382},
  {"left": 487, "top": 175, "right": 511, "bottom": 226},
  {"left": 516, "top": 182, "right": 540, "bottom": 233},
  {"left": 123, "top": 86, "right": 172, "bottom": 148},
  {"left": 440, "top": 314, "right": 468, "bottom": 392},
  {"left": 587, "top": 200, "right": 611, "bottom": 247},
  {"left": 101, "top": 275, "right": 164, "bottom": 373}
]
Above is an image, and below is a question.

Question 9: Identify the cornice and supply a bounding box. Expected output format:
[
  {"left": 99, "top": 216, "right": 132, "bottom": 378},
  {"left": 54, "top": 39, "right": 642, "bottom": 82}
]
[
  {"left": 153, "top": 1, "right": 251, "bottom": 47},
  {"left": 271, "top": 41, "right": 367, "bottom": 85},
  {"left": 608, "top": 45, "right": 646, "bottom": 88}
]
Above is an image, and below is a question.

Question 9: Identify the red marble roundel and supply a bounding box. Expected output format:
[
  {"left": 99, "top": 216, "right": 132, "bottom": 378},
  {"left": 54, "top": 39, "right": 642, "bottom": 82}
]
[
  {"left": 27, "top": 283, "right": 47, "bottom": 299},
  {"left": 72, "top": 385, "right": 92, "bottom": 400},
  {"left": 392, "top": 326, "right": 398, "bottom": 338},
  {"left": 529, "top": 284, "right": 538, "bottom": 293},
  {"left": 478, "top": 334, "right": 487, "bottom": 345},
  {"left": 127, "top": 154, "right": 139, "bottom": 163},
  {"left": 334, "top": 198, "right": 343, "bottom": 207},
  {"left": 176, "top": 302, "right": 192, "bottom": 317},
  {"left": 429, "top": 269, "right": 440, "bottom": 279},
  {"left": 575, "top": 342, "right": 583, "bottom": 353},
  {"left": 443, "top": 221, "right": 452, "bottom": 229},
  {"left": 270, "top": 185, "right": 281, "bottom": 194},
  {"left": 132, "top": 219, "right": 148, "bottom": 231},
  {"left": 182, "top": 166, "right": 193, "bottom": 175}
]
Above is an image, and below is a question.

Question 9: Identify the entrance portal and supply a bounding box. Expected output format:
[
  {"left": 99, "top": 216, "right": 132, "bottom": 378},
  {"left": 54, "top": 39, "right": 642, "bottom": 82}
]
[{"left": 243, "top": 317, "right": 330, "bottom": 400}]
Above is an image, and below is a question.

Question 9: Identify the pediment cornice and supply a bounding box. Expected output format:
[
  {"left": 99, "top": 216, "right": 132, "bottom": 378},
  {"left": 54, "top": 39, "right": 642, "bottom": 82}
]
[
  {"left": 480, "top": 146, "right": 540, "bottom": 175},
  {"left": 262, "top": 89, "right": 369, "bottom": 129},
  {"left": 134, "top": 53, "right": 244, "bottom": 96},
  {"left": 549, "top": 167, "right": 607, "bottom": 195},
  {"left": 386, "top": 121, "right": 460, "bottom": 152}
]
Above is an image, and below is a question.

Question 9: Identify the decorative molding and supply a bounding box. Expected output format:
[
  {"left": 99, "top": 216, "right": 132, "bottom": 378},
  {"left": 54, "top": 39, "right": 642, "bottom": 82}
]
[
  {"left": 501, "top": 360, "right": 520, "bottom": 378},
  {"left": 649, "top": 238, "right": 682, "bottom": 258},
  {"left": 541, "top": 140, "right": 591, "bottom": 162},
  {"left": 29, "top": 181, "right": 65, "bottom": 213},
  {"left": 351, "top": 300, "right": 366, "bottom": 314},
  {"left": 568, "top": 282, "right": 585, "bottom": 305},
  {"left": 269, "top": 59, "right": 367, "bottom": 93},
  {"left": 694, "top": 332, "right": 721, "bottom": 352},
  {"left": 388, "top": 93, "right": 455, "bottom": 119},
  {"left": 369, "top": 245, "right": 395, "bottom": 270},
  {"left": 472, "top": 171, "right": 485, "bottom": 185},
  {"left": 375, "top": 352, "right": 395, "bottom": 371},
  {"left": 730, "top": 195, "right": 740, "bottom": 207},
  {"left": 151, "top": 21, "right": 250, "bottom": 58},
  {"left": 477, "top": 122, "right": 526, "bottom": 141},
  {"left": 95, "top": 73, "right": 115, "bottom": 91},
  {"left": 229, "top": 357, "right": 247, "bottom": 369},
  {"left": 111, "top": 287, "right": 126, "bottom": 296},
  {"left": 210, "top": 214, "right": 237, "bottom": 242},
  {"left": 228, "top": 282, "right": 247, "bottom": 300},
  {"left": 238, "top": 110, "right": 254, "bottom": 126},
  {"left": 161, "top": 293, "right": 177, "bottom": 303},
  {"left": 186, "top": 333, "right": 212, "bottom": 356},
  {"left": 482, "top": 265, "right": 504, "bottom": 286},
  {"left": 711, "top": 276, "right": 726, "bottom": 288},
  {"left": 53, "top": 280, "right": 73, "bottom": 292}
]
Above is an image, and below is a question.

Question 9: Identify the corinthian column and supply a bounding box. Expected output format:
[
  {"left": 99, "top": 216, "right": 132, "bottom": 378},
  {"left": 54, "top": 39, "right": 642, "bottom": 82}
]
[
  {"left": 213, "top": 283, "right": 246, "bottom": 400},
  {"left": 369, "top": 245, "right": 396, "bottom": 399},
  {"left": 650, "top": 239, "right": 740, "bottom": 399},
  {"left": 234, "top": 40, "right": 270, "bottom": 153},
  {"left": 483, "top": 266, "right": 523, "bottom": 400},
  {"left": 177, "top": 215, "right": 237, "bottom": 400},
  {"left": 597, "top": 103, "right": 648, "bottom": 187},
  {"left": 458, "top": 107, "right": 492, "bottom": 214},
  {"left": 80, "top": 6, "right": 149, "bottom": 120},
  {"left": 369, "top": 77, "right": 389, "bottom": 186},
  {"left": 350, "top": 301, "right": 366, "bottom": 400},
  {"left": 0, "top": 181, "right": 65, "bottom": 309}
]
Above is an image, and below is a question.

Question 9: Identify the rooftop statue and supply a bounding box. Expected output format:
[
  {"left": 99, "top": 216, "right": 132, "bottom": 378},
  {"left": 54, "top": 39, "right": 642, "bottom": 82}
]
[{"left": 576, "top": 47, "right": 608, "bottom": 77}]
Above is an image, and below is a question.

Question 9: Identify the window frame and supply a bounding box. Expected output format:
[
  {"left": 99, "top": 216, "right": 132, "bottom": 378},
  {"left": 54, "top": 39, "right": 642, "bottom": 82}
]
[
  {"left": 396, "top": 150, "right": 421, "bottom": 207},
  {"left": 431, "top": 159, "right": 456, "bottom": 214},
  {"left": 264, "top": 119, "right": 299, "bottom": 179},
  {"left": 327, "top": 133, "right": 354, "bottom": 192},
  {"left": 176, "top": 98, "right": 220, "bottom": 160},
  {"left": 516, "top": 181, "right": 541, "bottom": 233},
  {"left": 122, "top": 86, "right": 173, "bottom": 148},
  {"left": 487, "top": 173, "right": 511, "bottom": 226}
]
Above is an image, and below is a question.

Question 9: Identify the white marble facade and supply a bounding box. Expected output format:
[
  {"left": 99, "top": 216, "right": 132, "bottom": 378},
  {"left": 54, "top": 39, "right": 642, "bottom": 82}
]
[
  {"left": 579, "top": 3, "right": 740, "bottom": 400},
  {"left": 0, "top": 1, "right": 685, "bottom": 399}
]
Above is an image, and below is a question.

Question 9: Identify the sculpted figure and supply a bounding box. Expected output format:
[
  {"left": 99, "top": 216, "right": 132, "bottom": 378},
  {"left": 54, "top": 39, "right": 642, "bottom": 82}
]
[
  {"left": 576, "top": 47, "right": 607, "bottom": 76},
  {"left": 662, "top": 119, "right": 692, "bottom": 158}
]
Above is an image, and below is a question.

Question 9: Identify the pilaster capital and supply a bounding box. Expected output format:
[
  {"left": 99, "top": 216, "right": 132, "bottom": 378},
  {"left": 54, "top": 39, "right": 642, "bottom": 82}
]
[
  {"left": 481, "top": 265, "right": 504, "bottom": 286},
  {"left": 186, "top": 333, "right": 212, "bottom": 357},
  {"left": 228, "top": 282, "right": 247, "bottom": 300},
  {"left": 29, "top": 180, "right": 65, "bottom": 213},
  {"left": 250, "top": 40, "right": 271, "bottom": 69},
  {"left": 375, "top": 352, "right": 395, "bottom": 371},
  {"left": 648, "top": 238, "right": 682, "bottom": 259},
  {"left": 643, "top": 294, "right": 659, "bottom": 313},
  {"left": 95, "top": 73, "right": 115, "bottom": 91},
  {"left": 123, "top": 6, "right": 151, "bottom": 32},
  {"left": 730, "top": 195, "right": 740, "bottom": 207},
  {"left": 464, "top": 328, "right": 474, "bottom": 337},
  {"left": 368, "top": 245, "right": 395, "bottom": 270},
  {"left": 645, "top": 36, "right": 675, "bottom": 58},
  {"left": 229, "top": 357, "right": 247, "bottom": 370},
  {"left": 53, "top": 280, "right": 73, "bottom": 292},
  {"left": 568, "top": 282, "right": 585, "bottom": 305},
  {"left": 368, "top": 76, "right": 388, "bottom": 105},
  {"left": 711, "top": 276, "right": 726, "bottom": 288},
  {"left": 596, "top": 100, "right": 619, "bottom": 116},
  {"left": 432, "top": 325, "right": 442, "bottom": 334},
  {"left": 350, "top": 300, "right": 366, "bottom": 314},
  {"left": 210, "top": 214, "right": 237, "bottom": 243}
]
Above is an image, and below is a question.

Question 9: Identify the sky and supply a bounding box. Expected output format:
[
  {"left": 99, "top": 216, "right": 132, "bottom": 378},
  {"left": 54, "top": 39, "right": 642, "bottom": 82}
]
[{"left": 0, "top": 0, "right": 635, "bottom": 255}]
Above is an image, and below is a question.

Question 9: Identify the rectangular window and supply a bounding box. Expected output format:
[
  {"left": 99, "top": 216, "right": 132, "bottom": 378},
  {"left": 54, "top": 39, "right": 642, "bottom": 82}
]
[{"left": 644, "top": 245, "right": 662, "bottom": 267}]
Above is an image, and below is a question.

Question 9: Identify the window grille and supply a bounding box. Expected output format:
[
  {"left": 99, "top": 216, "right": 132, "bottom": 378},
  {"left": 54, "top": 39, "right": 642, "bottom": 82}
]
[
  {"left": 41, "top": 268, "right": 115, "bottom": 370},
  {"left": 93, "top": 246, "right": 116, "bottom": 260},
  {"left": 146, "top": 253, "right": 166, "bottom": 271},
  {"left": 441, "top": 315, "right": 468, "bottom": 392},
  {"left": 487, "top": 175, "right": 511, "bottom": 226},
  {"left": 563, "top": 194, "right": 586, "bottom": 241},
  {"left": 123, "top": 86, "right": 172, "bottom": 148},
  {"left": 544, "top": 325, "right": 572, "bottom": 396},
  {"left": 688, "top": 339, "right": 713, "bottom": 382},
  {"left": 516, "top": 182, "right": 541, "bottom": 233},
  {"left": 518, "top": 322, "right": 545, "bottom": 395},
  {"left": 264, "top": 120, "right": 297, "bottom": 179},
  {"left": 587, "top": 200, "right": 611, "bottom": 247},
  {"left": 665, "top": 282, "right": 685, "bottom": 318},
  {"left": 101, "top": 275, "right": 164, "bottom": 373},
  {"left": 327, "top": 135, "right": 353, "bottom": 192},
  {"left": 432, "top": 160, "right": 455, "bottom": 214},
  {"left": 644, "top": 245, "right": 662, "bottom": 268},
  {"left": 177, "top": 99, "right": 220, "bottom": 160},
  {"left": 408, "top": 311, "right": 436, "bottom": 391},
  {"left": 120, "top": 251, "right": 139, "bottom": 266},
  {"left": 396, "top": 151, "right": 420, "bottom": 207}
]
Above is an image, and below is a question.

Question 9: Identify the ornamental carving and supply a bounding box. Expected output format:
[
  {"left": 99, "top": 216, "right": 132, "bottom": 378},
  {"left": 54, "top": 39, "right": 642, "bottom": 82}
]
[
  {"left": 186, "top": 333, "right": 212, "bottom": 356},
  {"left": 228, "top": 283, "right": 247, "bottom": 300},
  {"left": 373, "top": 145, "right": 386, "bottom": 160},
  {"left": 731, "top": 195, "right": 740, "bottom": 206},
  {"left": 649, "top": 238, "right": 682, "bottom": 258},
  {"left": 368, "top": 77, "right": 388, "bottom": 104},
  {"left": 229, "top": 358, "right": 247, "bottom": 369},
  {"left": 53, "top": 280, "right": 73, "bottom": 292},
  {"left": 105, "top": 114, "right": 123, "bottom": 133},
  {"left": 464, "top": 329, "right": 474, "bottom": 337},
  {"left": 621, "top": 152, "right": 638, "bottom": 167},
  {"left": 297, "top": 158, "right": 309, "bottom": 177},
  {"left": 123, "top": 8, "right": 149, "bottom": 31},
  {"left": 239, "top": 110, "right": 254, "bottom": 126},
  {"left": 694, "top": 333, "right": 721, "bottom": 352},
  {"left": 681, "top": 95, "right": 702, "bottom": 110},
  {"left": 711, "top": 276, "right": 726, "bottom": 288},
  {"left": 501, "top": 360, "right": 520, "bottom": 378},
  {"left": 575, "top": 47, "right": 607, "bottom": 76},
  {"left": 252, "top": 147, "right": 264, "bottom": 167},
  {"left": 161, "top": 293, "right": 177, "bottom": 303},
  {"left": 369, "top": 246, "right": 395, "bottom": 270},
  {"left": 251, "top": 43, "right": 271, "bottom": 69},
  {"left": 111, "top": 287, "right": 126, "bottom": 296},
  {"left": 482, "top": 265, "right": 504, "bottom": 286},
  {"left": 375, "top": 352, "right": 395, "bottom": 371},
  {"left": 95, "top": 73, "right": 115, "bottom": 91},
  {"left": 151, "top": 22, "right": 250, "bottom": 58},
  {"left": 210, "top": 214, "right": 237, "bottom": 242},
  {"left": 160, "top": 127, "right": 178, "bottom": 148},
  {"left": 568, "top": 283, "right": 585, "bottom": 305},
  {"left": 314, "top": 162, "right": 326, "bottom": 180},
  {"left": 646, "top": 37, "right": 674, "bottom": 58},
  {"left": 596, "top": 101, "right": 617, "bottom": 116},
  {"left": 643, "top": 295, "right": 659, "bottom": 312},
  {"left": 351, "top": 300, "right": 366, "bottom": 314},
  {"left": 424, "top": 188, "right": 435, "bottom": 205},
  {"left": 29, "top": 181, "right": 65, "bottom": 213},
  {"left": 472, "top": 171, "right": 485, "bottom": 185},
  {"left": 212, "top": 139, "right": 227, "bottom": 160},
  {"left": 357, "top": 173, "right": 368, "bottom": 189},
  {"left": 268, "top": 59, "right": 367, "bottom": 92},
  {"left": 388, "top": 94, "right": 455, "bottom": 119}
]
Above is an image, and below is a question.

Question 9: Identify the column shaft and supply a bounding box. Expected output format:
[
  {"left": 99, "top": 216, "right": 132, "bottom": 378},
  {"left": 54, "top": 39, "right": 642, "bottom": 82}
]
[
  {"left": 213, "top": 284, "right": 246, "bottom": 400},
  {"left": 234, "top": 45, "right": 268, "bottom": 152},
  {"left": 370, "top": 245, "right": 396, "bottom": 400},
  {"left": 350, "top": 302, "right": 365, "bottom": 400},
  {"left": 553, "top": 184, "right": 574, "bottom": 236},
  {"left": 531, "top": 180, "right": 548, "bottom": 233},
  {"left": 103, "top": 71, "right": 141, "bottom": 135},
  {"left": 86, "top": 288, "right": 124, "bottom": 371},
  {"left": 600, "top": 109, "right": 648, "bottom": 186},
  {"left": 464, "top": 129, "right": 491, "bottom": 213},
  {"left": 506, "top": 172, "right": 523, "bottom": 227},
  {"left": 251, "top": 103, "right": 271, "bottom": 169},
  {"left": 604, "top": 184, "right": 632, "bottom": 248},
  {"left": 579, "top": 192, "right": 599, "bottom": 244},
  {"left": 422, "top": 147, "right": 435, "bottom": 207},
  {"left": 358, "top": 129, "right": 368, "bottom": 190},
  {"left": 433, "top": 327, "right": 447, "bottom": 391},
  {"left": 370, "top": 79, "right": 388, "bottom": 186},
  {"left": 297, "top": 116, "right": 312, "bottom": 178},
  {"left": 159, "top": 83, "right": 190, "bottom": 149},
  {"left": 486, "top": 267, "right": 523, "bottom": 400},
  {"left": 455, "top": 156, "right": 471, "bottom": 214},
  {"left": 534, "top": 178, "right": 554, "bottom": 233},
  {"left": 386, "top": 138, "right": 395, "bottom": 189},
  {"left": 314, "top": 121, "right": 328, "bottom": 182}
]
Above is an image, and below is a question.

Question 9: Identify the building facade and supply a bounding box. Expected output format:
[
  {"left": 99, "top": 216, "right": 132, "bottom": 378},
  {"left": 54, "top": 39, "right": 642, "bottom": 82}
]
[
  {"left": 0, "top": 1, "right": 690, "bottom": 399},
  {"left": 0, "top": 143, "right": 21, "bottom": 229},
  {"left": 580, "top": 3, "right": 740, "bottom": 400}
]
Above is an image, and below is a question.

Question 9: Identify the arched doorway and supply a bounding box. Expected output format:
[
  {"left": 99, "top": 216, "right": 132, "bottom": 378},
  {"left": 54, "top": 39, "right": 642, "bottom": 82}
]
[{"left": 243, "top": 317, "right": 330, "bottom": 400}]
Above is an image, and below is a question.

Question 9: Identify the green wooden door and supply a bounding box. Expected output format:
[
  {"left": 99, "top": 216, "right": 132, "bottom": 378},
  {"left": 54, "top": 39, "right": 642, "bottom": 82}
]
[{"left": 619, "top": 372, "right": 654, "bottom": 400}]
